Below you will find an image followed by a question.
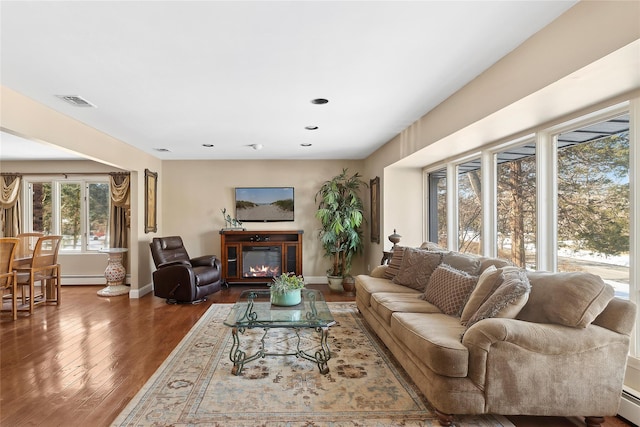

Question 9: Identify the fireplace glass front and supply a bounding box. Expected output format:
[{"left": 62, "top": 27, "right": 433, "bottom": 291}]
[{"left": 242, "top": 246, "right": 281, "bottom": 278}]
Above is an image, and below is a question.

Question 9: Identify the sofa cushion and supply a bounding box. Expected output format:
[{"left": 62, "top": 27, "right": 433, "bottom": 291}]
[
  {"left": 370, "top": 265, "right": 388, "bottom": 278},
  {"left": 371, "top": 292, "right": 440, "bottom": 325},
  {"left": 383, "top": 246, "right": 406, "bottom": 280},
  {"left": 478, "top": 256, "right": 513, "bottom": 273},
  {"left": 442, "top": 252, "right": 482, "bottom": 275},
  {"left": 355, "top": 274, "right": 418, "bottom": 307},
  {"left": 517, "top": 271, "right": 615, "bottom": 328},
  {"left": 460, "top": 265, "right": 503, "bottom": 325},
  {"left": 465, "top": 268, "right": 531, "bottom": 329},
  {"left": 421, "top": 264, "right": 478, "bottom": 316},
  {"left": 420, "top": 241, "right": 445, "bottom": 251},
  {"left": 392, "top": 247, "right": 443, "bottom": 291},
  {"left": 391, "top": 312, "right": 469, "bottom": 378}
]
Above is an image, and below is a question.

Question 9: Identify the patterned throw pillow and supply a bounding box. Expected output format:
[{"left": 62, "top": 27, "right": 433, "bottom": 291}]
[
  {"left": 465, "top": 268, "right": 531, "bottom": 329},
  {"left": 392, "top": 247, "right": 443, "bottom": 291},
  {"left": 383, "top": 246, "right": 406, "bottom": 280},
  {"left": 459, "top": 265, "right": 504, "bottom": 325},
  {"left": 421, "top": 264, "right": 478, "bottom": 316}
]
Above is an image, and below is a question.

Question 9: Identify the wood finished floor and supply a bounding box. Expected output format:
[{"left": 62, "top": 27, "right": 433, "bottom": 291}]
[{"left": 0, "top": 285, "right": 634, "bottom": 427}]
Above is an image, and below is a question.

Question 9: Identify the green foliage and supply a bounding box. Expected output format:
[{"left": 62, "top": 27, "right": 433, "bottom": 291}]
[
  {"left": 315, "top": 168, "right": 367, "bottom": 277},
  {"left": 235, "top": 200, "right": 257, "bottom": 209},
  {"left": 270, "top": 273, "right": 305, "bottom": 294}
]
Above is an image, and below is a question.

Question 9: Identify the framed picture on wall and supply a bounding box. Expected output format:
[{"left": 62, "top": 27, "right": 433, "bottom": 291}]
[
  {"left": 144, "top": 169, "right": 158, "bottom": 233},
  {"left": 370, "top": 176, "right": 380, "bottom": 243}
]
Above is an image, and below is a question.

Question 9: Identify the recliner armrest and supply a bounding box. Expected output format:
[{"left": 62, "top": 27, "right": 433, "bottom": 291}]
[
  {"left": 190, "top": 255, "right": 219, "bottom": 268},
  {"left": 158, "top": 260, "right": 191, "bottom": 269}
]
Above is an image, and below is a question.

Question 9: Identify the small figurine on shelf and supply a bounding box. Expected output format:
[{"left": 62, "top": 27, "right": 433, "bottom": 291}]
[{"left": 221, "top": 208, "right": 245, "bottom": 231}]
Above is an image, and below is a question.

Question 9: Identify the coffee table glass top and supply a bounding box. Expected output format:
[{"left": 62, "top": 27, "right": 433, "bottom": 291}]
[{"left": 223, "top": 289, "right": 335, "bottom": 329}]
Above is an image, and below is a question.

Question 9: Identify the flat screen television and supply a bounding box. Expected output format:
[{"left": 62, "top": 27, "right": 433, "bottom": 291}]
[{"left": 235, "top": 187, "right": 294, "bottom": 222}]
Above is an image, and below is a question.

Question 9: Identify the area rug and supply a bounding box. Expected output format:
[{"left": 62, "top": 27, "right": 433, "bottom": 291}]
[{"left": 112, "top": 302, "right": 514, "bottom": 427}]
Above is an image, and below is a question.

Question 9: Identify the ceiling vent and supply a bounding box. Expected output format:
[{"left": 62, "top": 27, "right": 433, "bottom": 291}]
[{"left": 55, "top": 95, "right": 96, "bottom": 107}]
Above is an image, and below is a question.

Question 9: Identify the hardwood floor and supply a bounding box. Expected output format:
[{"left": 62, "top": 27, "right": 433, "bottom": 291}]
[{"left": 0, "top": 285, "right": 633, "bottom": 427}]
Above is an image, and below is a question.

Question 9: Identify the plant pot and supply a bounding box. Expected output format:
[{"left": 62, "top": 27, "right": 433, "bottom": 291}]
[
  {"left": 342, "top": 276, "right": 355, "bottom": 295},
  {"left": 327, "top": 275, "right": 344, "bottom": 292},
  {"left": 270, "top": 289, "right": 302, "bottom": 306}
]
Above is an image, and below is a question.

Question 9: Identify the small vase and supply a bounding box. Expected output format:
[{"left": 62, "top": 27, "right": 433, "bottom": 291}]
[{"left": 270, "top": 289, "right": 302, "bottom": 306}]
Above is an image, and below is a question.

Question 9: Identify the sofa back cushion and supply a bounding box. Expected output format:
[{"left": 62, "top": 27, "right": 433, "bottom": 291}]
[
  {"left": 517, "top": 271, "right": 615, "bottom": 328},
  {"left": 421, "top": 264, "right": 478, "bottom": 316},
  {"left": 392, "top": 247, "right": 443, "bottom": 291},
  {"left": 441, "top": 252, "right": 481, "bottom": 275}
]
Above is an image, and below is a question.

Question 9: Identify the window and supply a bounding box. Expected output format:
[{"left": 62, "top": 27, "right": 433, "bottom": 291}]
[
  {"left": 24, "top": 177, "right": 110, "bottom": 252},
  {"left": 427, "top": 168, "right": 447, "bottom": 247},
  {"left": 496, "top": 144, "right": 537, "bottom": 269},
  {"left": 457, "top": 159, "right": 482, "bottom": 254},
  {"left": 555, "top": 114, "right": 630, "bottom": 298}
]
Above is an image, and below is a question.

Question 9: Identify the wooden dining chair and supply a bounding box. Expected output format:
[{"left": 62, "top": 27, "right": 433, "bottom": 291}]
[
  {"left": 15, "top": 233, "right": 44, "bottom": 267},
  {"left": 0, "top": 237, "right": 20, "bottom": 320},
  {"left": 15, "top": 235, "right": 62, "bottom": 315}
]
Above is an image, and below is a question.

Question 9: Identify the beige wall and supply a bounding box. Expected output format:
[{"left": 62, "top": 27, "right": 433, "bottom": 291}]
[{"left": 162, "top": 160, "right": 365, "bottom": 281}]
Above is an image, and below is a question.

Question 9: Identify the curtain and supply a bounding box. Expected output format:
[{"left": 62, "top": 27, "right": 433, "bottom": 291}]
[
  {"left": 109, "top": 173, "right": 130, "bottom": 267},
  {"left": 0, "top": 174, "right": 22, "bottom": 237}
]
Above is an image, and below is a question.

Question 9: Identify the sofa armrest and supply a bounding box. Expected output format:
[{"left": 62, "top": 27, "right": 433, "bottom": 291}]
[
  {"left": 158, "top": 260, "right": 191, "bottom": 269},
  {"left": 463, "top": 318, "right": 630, "bottom": 391},
  {"left": 190, "top": 255, "right": 219, "bottom": 268}
]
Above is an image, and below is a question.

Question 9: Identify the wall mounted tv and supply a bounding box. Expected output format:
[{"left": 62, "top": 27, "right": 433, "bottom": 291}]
[{"left": 235, "top": 187, "right": 294, "bottom": 222}]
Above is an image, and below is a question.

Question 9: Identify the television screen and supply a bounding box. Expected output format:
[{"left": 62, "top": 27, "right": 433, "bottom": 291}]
[{"left": 235, "top": 187, "right": 294, "bottom": 222}]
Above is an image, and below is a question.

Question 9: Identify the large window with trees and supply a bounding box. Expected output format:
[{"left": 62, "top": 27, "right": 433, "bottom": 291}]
[
  {"left": 457, "top": 159, "right": 482, "bottom": 254},
  {"left": 425, "top": 107, "right": 631, "bottom": 299},
  {"left": 555, "top": 114, "right": 630, "bottom": 298},
  {"left": 25, "top": 177, "right": 110, "bottom": 252},
  {"left": 496, "top": 143, "right": 537, "bottom": 269}
]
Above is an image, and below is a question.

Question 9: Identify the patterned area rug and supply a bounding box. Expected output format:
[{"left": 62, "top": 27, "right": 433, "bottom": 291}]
[{"left": 112, "top": 302, "right": 514, "bottom": 426}]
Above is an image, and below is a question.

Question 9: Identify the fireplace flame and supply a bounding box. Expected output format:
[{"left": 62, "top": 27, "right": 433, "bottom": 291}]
[{"left": 245, "top": 264, "right": 280, "bottom": 277}]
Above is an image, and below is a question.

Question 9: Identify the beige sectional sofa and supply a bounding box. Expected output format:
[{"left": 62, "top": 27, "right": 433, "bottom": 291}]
[{"left": 355, "top": 245, "right": 636, "bottom": 427}]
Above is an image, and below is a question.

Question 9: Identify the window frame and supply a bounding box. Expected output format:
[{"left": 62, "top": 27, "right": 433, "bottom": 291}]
[{"left": 22, "top": 175, "right": 111, "bottom": 253}]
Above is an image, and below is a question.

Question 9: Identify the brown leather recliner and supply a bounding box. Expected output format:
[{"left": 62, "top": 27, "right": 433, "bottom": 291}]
[{"left": 149, "top": 236, "right": 222, "bottom": 304}]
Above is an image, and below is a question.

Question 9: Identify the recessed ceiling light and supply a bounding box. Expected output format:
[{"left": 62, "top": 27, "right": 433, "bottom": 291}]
[
  {"left": 311, "top": 98, "right": 329, "bottom": 105},
  {"left": 305, "top": 126, "right": 319, "bottom": 130},
  {"left": 202, "top": 144, "right": 214, "bottom": 147},
  {"left": 154, "top": 148, "right": 171, "bottom": 152},
  {"left": 300, "top": 143, "right": 312, "bottom": 147}
]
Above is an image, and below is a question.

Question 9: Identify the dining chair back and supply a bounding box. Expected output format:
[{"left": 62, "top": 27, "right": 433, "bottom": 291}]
[
  {"left": 0, "top": 237, "right": 20, "bottom": 320},
  {"left": 16, "top": 235, "right": 63, "bottom": 314},
  {"left": 16, "top": 232, "right": 44, "bottom": 259}
]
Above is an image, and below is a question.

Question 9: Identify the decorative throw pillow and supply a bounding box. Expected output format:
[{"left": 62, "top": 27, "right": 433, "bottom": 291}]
[
  {"left": 383, "top": 246, "right": 406, "bottom": 280},
  {"left": 442, "top": 252, "right": 482, "bottom": 275},
  {"left": 517, "top": 271, "right": 614, "bottom": 328},
  {"left": 465, "top": 268, "right": 531, "bottom": 329},
  {"left": 392, "top": 247, "right": 443, "bottom": 291},
  {"left": 370, "top": 265, "right": 388, "bottom": 278},
  {"left": 421, "top": 264, "right": 478, "bottom": 316},
  {"left": 459, "top": 265, "right": 503, "bottom": 325}
]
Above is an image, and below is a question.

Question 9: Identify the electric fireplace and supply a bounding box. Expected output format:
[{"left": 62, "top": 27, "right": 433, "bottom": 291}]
[{"left": 242, "top": 246, "right": 281, "bottom": 278}]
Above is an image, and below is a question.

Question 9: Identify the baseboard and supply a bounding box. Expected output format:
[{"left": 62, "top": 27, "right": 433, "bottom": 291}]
[
  {"left": 129, "top": 283, "right": 153, "bottom": 299},
  {"left": 619, "top": 387, "right": 640, "bottom": 426},
  {"left": 61, "top": 274, "right": 130, "bottom": 285}
]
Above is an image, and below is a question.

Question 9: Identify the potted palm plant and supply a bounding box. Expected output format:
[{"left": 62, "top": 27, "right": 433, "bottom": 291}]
[{"left": 315, "top": 168, "right": 367, "bottom": 292}]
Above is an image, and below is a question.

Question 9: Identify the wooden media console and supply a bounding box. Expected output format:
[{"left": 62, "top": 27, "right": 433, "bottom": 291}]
[{"left": 219, "top": 230, "right": 303, "bottom": 285}]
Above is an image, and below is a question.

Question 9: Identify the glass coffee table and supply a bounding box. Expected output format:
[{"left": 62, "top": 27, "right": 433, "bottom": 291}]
[{"left": 223, "top": 289, "right": 335, "bottom": 376}]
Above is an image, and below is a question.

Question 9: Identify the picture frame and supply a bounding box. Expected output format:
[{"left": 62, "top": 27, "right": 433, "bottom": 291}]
[
  {"left": 370, "top": 176, "right": 380, "bottom": 243},
  {"left": 144, "top": 169, "right": 158, "bottom": 233}
]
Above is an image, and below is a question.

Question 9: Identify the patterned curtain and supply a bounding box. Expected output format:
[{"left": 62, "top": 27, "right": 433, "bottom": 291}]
[
  {"left": 0, "top": 174, "right": 22, "bottom": 237},
  {"left": 109, "top": 173, "right": 130, "bottom": 266}
]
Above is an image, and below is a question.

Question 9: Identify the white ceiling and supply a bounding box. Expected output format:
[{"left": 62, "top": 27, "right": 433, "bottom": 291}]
[{"left": 0, "top": 1, "right": 577, "bottom": 161}]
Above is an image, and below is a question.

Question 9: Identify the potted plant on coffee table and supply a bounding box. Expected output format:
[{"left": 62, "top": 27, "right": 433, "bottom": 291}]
[
  {"left": 270, "top": 273, "right": 305, "bottom": 306},
  {"left": 315, "top": 168, "right": 367, "bottom": 292}
]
